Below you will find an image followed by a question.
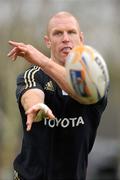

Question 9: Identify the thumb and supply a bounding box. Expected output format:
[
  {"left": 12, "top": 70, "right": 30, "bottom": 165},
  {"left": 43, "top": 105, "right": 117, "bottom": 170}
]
[
  {"left": 47, "top": 108, "right": 55, "bottom": 119},
  {"left": 35, "top": 107, "right": 55, "bottom": 122}
]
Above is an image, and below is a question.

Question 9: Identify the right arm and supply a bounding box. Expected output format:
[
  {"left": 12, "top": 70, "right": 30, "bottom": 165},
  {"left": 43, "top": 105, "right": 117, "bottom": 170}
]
[
  {"left": 16, "top": 70, "right": 55, "bottom": 131},
  {"left": 21, "top": 88, "right": 44, "bottom": 131}
]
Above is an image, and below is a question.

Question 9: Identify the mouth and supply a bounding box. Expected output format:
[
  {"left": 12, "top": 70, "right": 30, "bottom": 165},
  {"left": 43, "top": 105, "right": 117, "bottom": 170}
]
[{"left": 60, "top": 47, "right": 72, "bottom": 55}]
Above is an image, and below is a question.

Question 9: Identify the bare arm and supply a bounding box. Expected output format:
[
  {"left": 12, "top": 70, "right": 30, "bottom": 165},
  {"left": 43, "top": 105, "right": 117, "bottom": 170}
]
[
  {"left": 21, "top": 88, "right": 55, "bottom": 131},
  {"left": 8, "top": 41, "right": 83, "bottom": 102},
  {"left": 21, "top": 89, "right": 45, "bottom": 112}
]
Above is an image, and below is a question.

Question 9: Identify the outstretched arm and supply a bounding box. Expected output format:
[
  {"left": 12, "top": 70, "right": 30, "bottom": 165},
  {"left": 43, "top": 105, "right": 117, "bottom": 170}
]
[
  {"left": 8, "top": 41, "right": 82, "bottom": 102},
  {"left": 21, "top": 89, "right": 55, "bottom": 131}
]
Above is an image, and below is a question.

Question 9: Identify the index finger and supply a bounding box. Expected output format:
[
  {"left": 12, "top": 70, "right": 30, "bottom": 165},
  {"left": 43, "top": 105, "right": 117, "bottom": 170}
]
[
  {"left": 8, "top": 40, "right": 25, "bottom": 47},
  {"left": 26, "top": 113, "right": 33, "bottom": 131}
]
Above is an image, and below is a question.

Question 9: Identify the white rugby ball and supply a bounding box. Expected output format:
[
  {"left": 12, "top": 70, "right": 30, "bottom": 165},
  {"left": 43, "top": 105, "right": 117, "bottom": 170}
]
[{"left": 65, "top": 45, "right": 109, "bottom": 104}]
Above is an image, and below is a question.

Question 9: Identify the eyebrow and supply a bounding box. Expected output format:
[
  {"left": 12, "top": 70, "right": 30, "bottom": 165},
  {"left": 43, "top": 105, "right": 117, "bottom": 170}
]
[
  {"left": 52, "top": 28, "right": 78, "bottom": 33},
  {"left": 52, "top": 29, "right": 62, "bottom": 34}
]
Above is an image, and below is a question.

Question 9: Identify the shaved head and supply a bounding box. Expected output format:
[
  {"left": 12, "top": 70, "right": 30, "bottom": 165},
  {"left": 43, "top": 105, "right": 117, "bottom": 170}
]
[
  {"left": 44, "top": 11, "right": 84, "bottom": 66},
  {"left": 47, "top": 11, "right": 81, "bottom": 35}
]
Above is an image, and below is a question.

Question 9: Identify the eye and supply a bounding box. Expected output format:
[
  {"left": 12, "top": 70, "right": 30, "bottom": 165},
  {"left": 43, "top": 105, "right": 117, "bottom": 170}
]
[
  {"left": 68, "top": 30, "right": 77, "bottom": 34},
  {"left": 53, "top": 31, "right": 62, "bottom": 36}
]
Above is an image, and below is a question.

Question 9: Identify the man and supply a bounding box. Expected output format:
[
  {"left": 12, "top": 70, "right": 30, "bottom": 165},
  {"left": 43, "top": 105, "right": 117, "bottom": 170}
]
[{"left": 8, "top": 11, "right": 108, "bottom": 180}]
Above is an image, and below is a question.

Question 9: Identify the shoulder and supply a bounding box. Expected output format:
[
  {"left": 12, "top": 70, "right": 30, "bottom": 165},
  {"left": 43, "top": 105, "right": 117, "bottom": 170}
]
[
  {"left": 17, "top": 65, "right": 41, "bottom": 82},
  {"left": 16, "top": 65, "right": 49, "bottom": 102},
  {"left": 17, "top": 65, "right": 49, "bottom": 85}
]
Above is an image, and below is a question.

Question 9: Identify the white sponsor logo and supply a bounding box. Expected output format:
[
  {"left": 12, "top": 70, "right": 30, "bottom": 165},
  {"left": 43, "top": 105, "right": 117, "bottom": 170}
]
[{"left": 44, "top": 116, "right": 84, "bottom": 128}]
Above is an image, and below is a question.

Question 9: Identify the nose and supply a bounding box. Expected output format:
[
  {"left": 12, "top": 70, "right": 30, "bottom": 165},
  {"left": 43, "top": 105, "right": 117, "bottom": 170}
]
[{"left": 62, "top": 32, "right": 70, "bottom": 43}]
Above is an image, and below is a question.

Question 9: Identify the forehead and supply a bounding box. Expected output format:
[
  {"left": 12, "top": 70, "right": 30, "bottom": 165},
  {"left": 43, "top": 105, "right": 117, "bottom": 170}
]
[{"left": 48, "top": 15, "right": 80, "bottom": 34}]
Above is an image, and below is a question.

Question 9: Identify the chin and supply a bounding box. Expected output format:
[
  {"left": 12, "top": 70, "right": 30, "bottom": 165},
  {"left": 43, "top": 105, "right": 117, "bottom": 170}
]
[{"left": 58, "top": 54, "right": 68, "bottom": 66}]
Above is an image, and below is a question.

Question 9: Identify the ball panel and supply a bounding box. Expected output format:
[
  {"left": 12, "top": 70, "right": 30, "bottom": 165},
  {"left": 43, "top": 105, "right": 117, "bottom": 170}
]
[{"left": 65, "top": 45, "right": 109, "bottom": 104}]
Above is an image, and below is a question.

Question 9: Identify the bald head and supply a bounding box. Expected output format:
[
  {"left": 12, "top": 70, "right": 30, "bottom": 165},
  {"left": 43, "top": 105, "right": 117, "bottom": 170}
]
[
  {"left": 44, "top": 11, "right": 84, "bottom": 66},
  {"left": 47, "top": 11, "right": 81, "bottom": 35}
]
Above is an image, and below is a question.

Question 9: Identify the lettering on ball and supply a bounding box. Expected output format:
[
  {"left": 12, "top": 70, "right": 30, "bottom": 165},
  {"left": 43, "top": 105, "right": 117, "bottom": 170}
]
[{"left": 95, "top": 56, "right": 107, "bottom": 83}]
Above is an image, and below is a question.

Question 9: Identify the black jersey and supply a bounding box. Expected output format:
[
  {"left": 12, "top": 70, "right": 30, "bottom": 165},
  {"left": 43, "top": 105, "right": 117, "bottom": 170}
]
[{"left": 14, "top": 66, "right": 107, "bottom": 180}]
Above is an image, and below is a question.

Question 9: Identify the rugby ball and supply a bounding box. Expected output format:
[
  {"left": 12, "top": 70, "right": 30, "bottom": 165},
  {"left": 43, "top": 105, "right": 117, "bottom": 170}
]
[{"left": 65, "top": 45, "right": 109, "bottom": 104}]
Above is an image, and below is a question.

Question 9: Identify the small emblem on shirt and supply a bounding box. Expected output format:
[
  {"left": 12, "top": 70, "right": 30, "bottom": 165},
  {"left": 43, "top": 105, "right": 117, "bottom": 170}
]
[{"left": 44, "top": 81, "right": 55, "bottom": 91}]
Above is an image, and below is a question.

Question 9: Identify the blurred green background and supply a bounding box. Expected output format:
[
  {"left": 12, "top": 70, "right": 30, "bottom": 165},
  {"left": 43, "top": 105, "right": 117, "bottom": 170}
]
[{"left": 0, "top": 0, "right": 120, "bottom": 179}]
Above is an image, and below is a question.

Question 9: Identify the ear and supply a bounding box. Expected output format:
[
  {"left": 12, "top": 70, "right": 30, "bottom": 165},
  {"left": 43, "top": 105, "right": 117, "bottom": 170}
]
[
  {"left": 80, "top": 32, "right": 84, "bottom": 44},
  {"left": 44, "top": 35, "right": 51, "bottom": 48}
]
